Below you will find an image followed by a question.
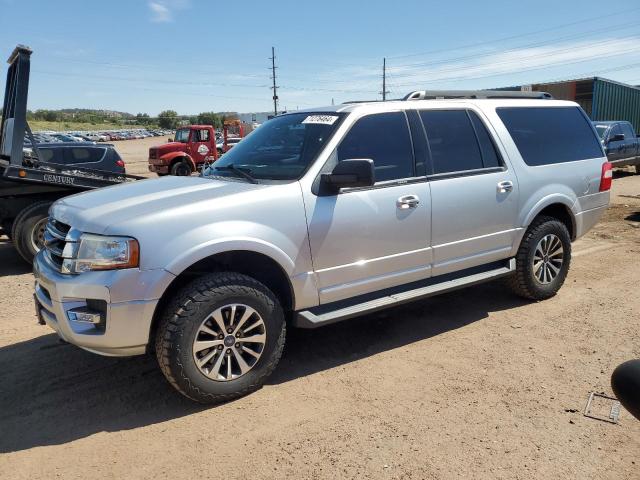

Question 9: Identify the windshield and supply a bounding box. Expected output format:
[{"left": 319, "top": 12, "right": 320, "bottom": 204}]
[
  {"left": 203, "top": 112, "right": 343, "bottom": 181},
  {"left": 594, "top": 125, "right": 608, "bottom": 139},
  {"left": 175, "top": 129, "right": 190, "bottom": 143}
]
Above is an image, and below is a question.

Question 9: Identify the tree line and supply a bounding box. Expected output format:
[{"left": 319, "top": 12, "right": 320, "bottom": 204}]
[{"left": 2, "top": 108, "right": 240, "bottom": 129}]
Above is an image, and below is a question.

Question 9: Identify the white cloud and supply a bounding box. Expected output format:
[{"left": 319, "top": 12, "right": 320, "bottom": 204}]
[
  {"left": 148, "top": 0, "right": 190, "bottom": 23},
  {"left": 148, "top": 2, "right": 171, "bottom": 22}
]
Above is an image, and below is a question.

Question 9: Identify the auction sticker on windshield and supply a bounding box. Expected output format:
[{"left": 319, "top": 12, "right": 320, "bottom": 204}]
[{"left": 302, "top": 115, "right": 339, "bottom": 125}]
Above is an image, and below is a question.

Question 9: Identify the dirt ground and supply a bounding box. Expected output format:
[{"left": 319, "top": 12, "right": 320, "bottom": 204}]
[
  {"left": 0, "top": 144, "right": 639, "bottom": 479},
  {"left": 116, "top": 136, "right": 170, "bottom": 177}
]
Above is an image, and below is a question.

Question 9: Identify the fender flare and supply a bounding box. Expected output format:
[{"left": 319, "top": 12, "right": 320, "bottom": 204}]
[
  {"left": 164, "top": 237, "right": 296, "bottom": 278},
  {"left": 159, "top": 152, "right": 196, "bottom": 172},
  {"left": 521, "top": 194, "right": 576, "bottom": 229}
]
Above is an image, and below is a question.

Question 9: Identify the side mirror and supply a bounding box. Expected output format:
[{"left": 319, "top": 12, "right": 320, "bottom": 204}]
[
  {"left": 321, "top": 159, "right": 375, "bottom": 190},
  {"left": 608, "top": 133, "right": 624, "bottom": 143}
]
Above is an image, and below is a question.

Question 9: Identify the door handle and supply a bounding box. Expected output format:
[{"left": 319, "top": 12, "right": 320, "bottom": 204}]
[
  {"left": 397, "top": 195, "right": 420, "bottom": 209},
  {"left": 497, "top": 181, "right": 513, "bottom": 193}
]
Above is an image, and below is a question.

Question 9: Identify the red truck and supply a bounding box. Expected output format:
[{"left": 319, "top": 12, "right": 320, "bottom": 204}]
[
  {"left": 148, "top": 125, "right": 218, "bottom": 176},
  {"left": 148, "top": 121, "right": 249, "bottom": 176}
]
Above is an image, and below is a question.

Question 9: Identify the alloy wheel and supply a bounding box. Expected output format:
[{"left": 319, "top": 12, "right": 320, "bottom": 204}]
[
  {"left": 192, "top": 304, "right": 267, "bottom": 381},
  {"left": 532, "top": 233, "right": 564, "bottom": 284}
]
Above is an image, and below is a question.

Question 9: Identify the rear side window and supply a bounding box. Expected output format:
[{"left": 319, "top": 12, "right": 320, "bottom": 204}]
[
  {"left": 196, "top": 129, "right": 210, "bottom": 142},
  {"left": 338, "top": 112, "right": 414, "bottom": 182},
  {"left": 497, "top": 107, "right": 603, "bottom": 166},
  {"left": 419, "top": 110, "right": 483, "bottom": 174},
  {"left": 468, "top": 111, "right": 501, "bottom": 168},
  {"left": 66, "top": 147, "right": 105, "bottom": 164},
  {"left": 621, "top": 123, "right": 635, "bottom": 139},
  {"left": 38, "top": 148, "right": 63, "bottom": 164}
]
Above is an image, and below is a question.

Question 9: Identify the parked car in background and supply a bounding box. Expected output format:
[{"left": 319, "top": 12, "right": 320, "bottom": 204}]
[
  {"left": 593, "top": 121, "right": 640, "bottom": 173},
  {"left": 35, "top": 90, "right": 611, "bottom": 403},
  {"left": 216, "top": 136, "right": 242, "bottom": 154},
  {"left": 52, "top": 133, "right": 82, "bottom": 143},
  {"left": 86, "top": 132, "right": 110, "bottom": 142},
  {"left": 28, "top": 142, "right": 126, "bottom": 174}
]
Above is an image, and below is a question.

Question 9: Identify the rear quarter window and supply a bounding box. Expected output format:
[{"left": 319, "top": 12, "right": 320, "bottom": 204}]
[
  {"left": 496, "top": 106, "right": 603, "bottom": 166},
  {"left": 66, "top": 147, "right": 106, "bottom": 164}
]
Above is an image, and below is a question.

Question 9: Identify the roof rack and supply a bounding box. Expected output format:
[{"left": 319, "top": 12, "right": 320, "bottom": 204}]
[{"left": 403, "top": 90, "right": 553, "bottom": 100}]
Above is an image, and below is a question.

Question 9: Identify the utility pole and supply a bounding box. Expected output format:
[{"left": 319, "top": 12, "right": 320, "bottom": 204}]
[
  {"left": 381, "top": 57, "right": 390, "bottom": 101},
  {"left": 270, "top": 47, "right": 278, "bottom": 116}
]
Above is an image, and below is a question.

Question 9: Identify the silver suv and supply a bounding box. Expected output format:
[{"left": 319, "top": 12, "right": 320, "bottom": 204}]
[{"left": 33, "top": 91, "right": 611, "bottom": 403}]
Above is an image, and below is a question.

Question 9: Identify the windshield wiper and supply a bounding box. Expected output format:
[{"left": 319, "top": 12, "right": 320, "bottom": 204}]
[{"left": 214, "top": 164, "right": 258, "bottom": 184}]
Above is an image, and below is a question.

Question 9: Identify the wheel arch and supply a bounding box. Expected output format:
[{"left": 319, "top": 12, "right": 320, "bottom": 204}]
[
  {"left": 521, "top": 195, "right": 576, "bottom": 240},
  {"left": 148, "top": 249, "right": 295, "bottom": 350},
  {"left": 159, "top": 152, "right": 196, "bottom": 172}
]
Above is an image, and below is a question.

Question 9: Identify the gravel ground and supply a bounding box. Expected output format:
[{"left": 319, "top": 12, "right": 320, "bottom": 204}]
[{"left": 0, "top": 145, "right": 639, "bottom": 479}]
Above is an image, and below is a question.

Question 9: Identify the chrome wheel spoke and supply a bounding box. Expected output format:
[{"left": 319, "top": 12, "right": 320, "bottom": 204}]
[
  {"left": 226, "top": 353, "right": 233, "bottom": 379},
  {"left": 232, "top": 347, "right": 251, "bottom": 375},
  {"left": 197, "top": 348, "right": 218, "bottom": 368},
  {"left": 199, "top": 324, "right": 218, "bottom": 337},
  {"left": 243, "top": 319, "right": 262, "bottom": 334},
  {"left": 547, "top": 261, "right": 560, "bottom": 276},
  {"left": 241, "top": 333, "right": 266, "bottom": 344},
  {"left": 228, "top": 305, "right": 237, "bottom": 329},
  {"left": 208, "top": 350, "right": 226, "bottom": 379},
  {"left": 233, "top": 306, "right": 257, "bottom": 334},
  {"left": 193, "top": 339, "right": 223, "bottom": 353},
  {"left": 242, "top": 345, "right": 261, "bottom": 359},
  {"left": 210, "top": 310, "right": 227, "bottom": 334}
]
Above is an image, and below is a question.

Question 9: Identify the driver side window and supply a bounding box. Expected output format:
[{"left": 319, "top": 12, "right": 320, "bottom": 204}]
[{"left": 337, "top": 112, "right": 414, "bottom": 183}]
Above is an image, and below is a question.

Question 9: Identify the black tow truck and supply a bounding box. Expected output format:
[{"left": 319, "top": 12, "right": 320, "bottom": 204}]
[{"left": 0, "top": 45, "right": 142, "bottom": 263}]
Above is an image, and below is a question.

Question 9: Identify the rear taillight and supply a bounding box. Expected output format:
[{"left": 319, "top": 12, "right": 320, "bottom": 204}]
[
  {"left": 116, "top": 159, "right": 125, "bottom": 168},
  {"left": 599, "top": 162, "right": 612, "bottom": 192}
]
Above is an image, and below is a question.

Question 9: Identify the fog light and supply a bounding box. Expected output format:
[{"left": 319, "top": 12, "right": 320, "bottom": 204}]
[{"left": 67, "top": 307, "right": 103, "bottom": 325}]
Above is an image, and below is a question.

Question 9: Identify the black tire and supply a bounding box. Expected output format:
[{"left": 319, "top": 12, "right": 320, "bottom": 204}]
[
  {"left": 506, "top": 215, "right": 571, "bottom": 300},
  {"left": 11, "top": 201, "right": 52, "bottom": 264},
  {"left": 155, "top": 272, "right": 286, "bottom": 404},
  {"left": 170, "top": 159, "right": 192, "bottom": 176}
]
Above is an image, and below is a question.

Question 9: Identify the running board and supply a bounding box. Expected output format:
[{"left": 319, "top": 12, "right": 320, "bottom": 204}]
[{"left": 295, "top": 259, "right": 515, "bottom": 328}]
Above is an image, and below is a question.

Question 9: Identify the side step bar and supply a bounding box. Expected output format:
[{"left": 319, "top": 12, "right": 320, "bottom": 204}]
[{"left": 295, "top": 259, "right": 515, "bottom": 328}]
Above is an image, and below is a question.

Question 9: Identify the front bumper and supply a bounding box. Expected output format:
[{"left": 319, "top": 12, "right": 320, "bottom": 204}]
[
  {"left": 148, "top": 162, "right": 169, "bottom": 174},
  {"left": 33, "top": 250, "right": 174, "bottom": 357}
]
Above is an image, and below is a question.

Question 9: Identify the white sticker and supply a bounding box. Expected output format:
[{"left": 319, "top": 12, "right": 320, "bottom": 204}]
[
  {"left": 197, "top": 144, "right": 210, "bottom": 155},
  {"left": 302, "top": 115, "right": 339, "bottom": 125}
]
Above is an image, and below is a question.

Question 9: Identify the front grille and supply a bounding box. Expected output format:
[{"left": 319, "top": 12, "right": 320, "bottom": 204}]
[
  {"left": 149, "top": 148, "right": 157, "bottom": 159},
  {"left": 44, "top": 218, "right": 72, "bottom": 272}
]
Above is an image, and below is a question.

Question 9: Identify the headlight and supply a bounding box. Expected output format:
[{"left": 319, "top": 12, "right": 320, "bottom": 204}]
[{"left": 63, "top": 234, "right": 139, "bottom": 273}]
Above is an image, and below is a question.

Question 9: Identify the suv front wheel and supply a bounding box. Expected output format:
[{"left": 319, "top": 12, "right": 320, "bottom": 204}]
[
  {"left": 155, "top": 272, "right": 286, "bottom": 404},
  {"left": 506, "top": 216, "right": 572, "bottom": 300}
]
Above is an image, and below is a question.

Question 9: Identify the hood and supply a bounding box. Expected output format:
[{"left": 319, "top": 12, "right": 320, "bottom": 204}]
[
  {"left": 51, "top": 176, "right": 266, "bottom": 234},
  {"left": 151, "top": 142, "right": 186, "bottom": 155}
]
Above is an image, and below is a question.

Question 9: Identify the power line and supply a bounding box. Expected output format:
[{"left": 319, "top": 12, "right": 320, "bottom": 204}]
[
  {"left": 386, "top": 6, "right": 640, "bottom": 61},
  {"left": 388, "top": 22, "right": 640, "bottom": 72},
  {"left": 387, "top": 35, "right": 640, "bottom": 82},
  {"left": 392, "top": 48, "right": 640, "bottom": 87}
]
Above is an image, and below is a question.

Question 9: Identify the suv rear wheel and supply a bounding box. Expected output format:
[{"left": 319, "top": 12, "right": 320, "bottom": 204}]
[
  {"left": 155, "top": 272, "right": 286, "bottom": 404},
  {"left": 506, "top": 216, "right": 571, "bottom": 300}
]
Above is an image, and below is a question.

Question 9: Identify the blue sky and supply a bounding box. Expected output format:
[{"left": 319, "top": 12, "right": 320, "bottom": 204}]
[{"left": 1, "top": 0, "right": 639, "bottom": 116}]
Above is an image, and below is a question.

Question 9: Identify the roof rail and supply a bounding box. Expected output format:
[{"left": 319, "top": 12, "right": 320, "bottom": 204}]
[{"left": 403, "top": 90, "right": 553, "bottom": 100}]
